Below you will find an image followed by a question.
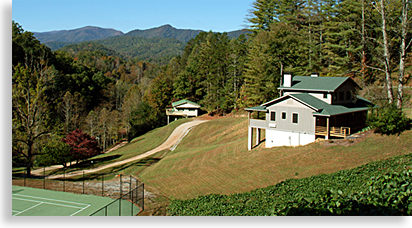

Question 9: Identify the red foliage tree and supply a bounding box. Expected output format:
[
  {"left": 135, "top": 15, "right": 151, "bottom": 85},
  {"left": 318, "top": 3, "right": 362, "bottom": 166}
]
[{"left": 62, "top": 129, "right": 101, "bottom": 162}]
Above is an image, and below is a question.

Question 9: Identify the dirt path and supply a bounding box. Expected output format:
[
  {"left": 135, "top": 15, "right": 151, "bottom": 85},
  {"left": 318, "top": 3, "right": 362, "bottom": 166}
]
[{"left": 43, "top": 119, "right": 208, "bottom": 179}]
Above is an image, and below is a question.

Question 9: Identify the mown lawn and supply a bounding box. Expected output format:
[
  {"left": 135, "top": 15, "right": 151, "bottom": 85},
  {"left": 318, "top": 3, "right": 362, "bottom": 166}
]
[{"left": 139, "top": 117, "right": 412, "bottom": 200}]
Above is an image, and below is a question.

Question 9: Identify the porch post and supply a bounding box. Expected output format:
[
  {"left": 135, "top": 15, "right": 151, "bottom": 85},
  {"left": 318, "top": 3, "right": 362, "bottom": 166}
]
[
  {"left": 248, "top": 126, "right": 253, "bottom": 150},
  {"left": 167, "top": 115, "right": 170, "bottom": 125},
  {"left": 256, "top": 128, "right": 260, "bottom": 146},
  {"left": 326, "top": 117, "right": 330, "bottom": 140}
]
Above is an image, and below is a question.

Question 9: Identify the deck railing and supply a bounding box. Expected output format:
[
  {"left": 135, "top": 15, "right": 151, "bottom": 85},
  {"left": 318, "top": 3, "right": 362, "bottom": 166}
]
[
  {"left": 166, "top": 108, "right": 197, "bottom": 116},
  {"left": 315, "top": 126, "right": 351, "bottom": 138},
  {"left": 249, "top": 119, "right": 268, "bottom": 129}
]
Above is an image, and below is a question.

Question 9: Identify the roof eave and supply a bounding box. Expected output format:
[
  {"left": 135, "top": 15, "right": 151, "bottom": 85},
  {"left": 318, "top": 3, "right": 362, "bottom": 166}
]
[{"left": 278, "top": 87, "right": 335, "bottom": 93}]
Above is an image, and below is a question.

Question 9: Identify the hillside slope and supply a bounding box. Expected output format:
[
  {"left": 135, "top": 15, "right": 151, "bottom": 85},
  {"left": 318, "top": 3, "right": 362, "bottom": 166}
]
[
  {"left": 138, "top": 117, "right": 412, "bottom": 200},
  {"left": 168, "top": 153, "right": 412, "bottom": 215}
]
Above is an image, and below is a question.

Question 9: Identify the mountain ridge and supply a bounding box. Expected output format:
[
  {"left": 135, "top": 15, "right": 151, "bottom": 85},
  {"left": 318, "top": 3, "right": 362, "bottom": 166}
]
[
  {"left": 33, "top": 24, "right": 250, "bottom": 45},
  {"left": 33, "top": 26, "right": 124, "bottom": 43}
]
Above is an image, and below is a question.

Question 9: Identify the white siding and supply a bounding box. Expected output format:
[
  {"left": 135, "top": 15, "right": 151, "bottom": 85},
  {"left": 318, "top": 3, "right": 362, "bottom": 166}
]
[
  {"left": 266, "top": 129, "right": 315, "bottom": 147},
  {"left": 266, "top": 97, "right": 316, "bottom": 134}
]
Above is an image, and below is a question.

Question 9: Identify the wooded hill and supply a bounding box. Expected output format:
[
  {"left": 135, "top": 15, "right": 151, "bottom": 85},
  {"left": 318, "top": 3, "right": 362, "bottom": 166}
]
[
  {"left": 12, "top": 0, "right": 412, "bottom": 178},
  {"left": 34, "top": 24, "right": 251, "bottom": 64}
]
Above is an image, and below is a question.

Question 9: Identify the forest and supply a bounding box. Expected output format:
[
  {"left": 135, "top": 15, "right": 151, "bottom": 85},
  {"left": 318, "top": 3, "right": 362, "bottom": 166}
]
[{"left": 12, "top": 0, "right": 412, "bottom": 176}]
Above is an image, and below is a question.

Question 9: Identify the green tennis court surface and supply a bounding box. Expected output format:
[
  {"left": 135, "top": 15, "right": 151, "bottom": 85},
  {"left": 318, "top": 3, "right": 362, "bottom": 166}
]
[{"left": 12, "top": 186, "right": 140, "bottom": 216}]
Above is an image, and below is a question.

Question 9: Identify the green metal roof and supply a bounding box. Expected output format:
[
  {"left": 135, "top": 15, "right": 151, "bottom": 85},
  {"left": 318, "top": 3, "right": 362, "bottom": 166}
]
[
  {"left": 278, "top": 76, "right": 358, "bottom": 92},
  {"left": 289, "top": 93, "right": 375, "bottom": 116},
  {"left": 172, "top": 99, "right": 200, "bottom": 107},
  {"left": 255, "top": 93, "right": 375, "bottom": 117},
  {"left": 244, "top": 105, "right": 268, "bottom": 112}
]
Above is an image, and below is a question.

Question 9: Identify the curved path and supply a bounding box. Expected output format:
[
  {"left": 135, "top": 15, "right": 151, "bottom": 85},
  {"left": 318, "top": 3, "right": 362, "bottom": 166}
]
[{"left": 44, "top": 119, "right": 208, "bottom": 179}]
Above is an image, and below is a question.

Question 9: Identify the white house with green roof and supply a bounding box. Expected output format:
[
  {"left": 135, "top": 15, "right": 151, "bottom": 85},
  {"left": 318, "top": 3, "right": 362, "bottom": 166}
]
[
  {"left": 166, "top": 99, "right": 201, "bottom": 124},
  {"left": 245, "top": 73, "right": 375, "bottom": 150}
]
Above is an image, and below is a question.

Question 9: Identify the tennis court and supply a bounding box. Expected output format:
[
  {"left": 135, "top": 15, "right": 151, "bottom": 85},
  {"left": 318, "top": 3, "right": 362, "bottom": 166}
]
[{"left": 12, "top": 185, "right": 140, "bottom": 216}]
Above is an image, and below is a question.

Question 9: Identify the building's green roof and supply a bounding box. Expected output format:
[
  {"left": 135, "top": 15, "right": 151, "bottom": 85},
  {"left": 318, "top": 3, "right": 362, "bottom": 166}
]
[
  {"left": 249, "top": 93, "right": 375, "bottom": 117},
  {"left": 244, "top": 105, "right": 268, "bottom": 112},
  {"left": 278, "top": 76, "right": 358, "bottom": 92},
  {"left": 172, "top": 99, "right": 200, "bottom": 107},
  {"left": 290, "top": 93, "right": 375, "bottom": 116}
]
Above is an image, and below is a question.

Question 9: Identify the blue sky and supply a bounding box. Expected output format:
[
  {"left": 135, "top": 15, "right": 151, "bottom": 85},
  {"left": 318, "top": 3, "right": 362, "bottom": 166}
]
[{"left": 12, "top": 0, "right": 254, "bottom": 33}]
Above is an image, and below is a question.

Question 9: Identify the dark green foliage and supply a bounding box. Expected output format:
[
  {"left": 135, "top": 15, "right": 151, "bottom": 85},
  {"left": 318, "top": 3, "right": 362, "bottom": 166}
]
[
  {"left": 126, "top": 24, "right": 202, "bottom": 43},
  {"left": 128, "top": 102, "right": 162, "bottom": 140},
  {"left": 33, "top": 26, "right": 124, "bottom": 43},
  {"left": 38, "top": 139, "right": 73, "bottom": 167},
  {"left": 58, "top": 36, "right": 185, "bottom": 65},
  {"left": 367, "top": 104, "right": 411, "bottom": 135},
  {"left": 167, "top": 153, "right": 412, "bottom": 216}
]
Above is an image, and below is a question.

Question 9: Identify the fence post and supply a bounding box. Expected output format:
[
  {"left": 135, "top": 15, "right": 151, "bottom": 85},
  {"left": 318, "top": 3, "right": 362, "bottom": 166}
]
[
  {"left": 43, "top": 166, "right": 45, "bottom": 189},
  {"left": 63, "top": 169, "right": 66, "bottom": 192},
  {"left": 119, "top": 195, "right": 122, "bottom": 216},
  {"left": 83, "top": 171, "right": 85, "bottom": 194},
  {"left": 102, "top": 173, "right": 104, "bottom": 197},
  {"left": 24, "top": 168, "right": 26, "bottom": 187},
  {"left": 142, "top": 183, "right": 145, "bottom": 210},
  {"left": 120, "top": 174, "right": 122, "bottom": 199}
]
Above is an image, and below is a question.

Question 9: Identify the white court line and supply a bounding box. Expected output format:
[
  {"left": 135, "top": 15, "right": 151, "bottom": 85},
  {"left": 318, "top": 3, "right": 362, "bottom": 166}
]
[
  {"left": 13, "top": 197, "right": 85, "bottom": 209},
  {"left": 13, "top": 194, "right": 90, "bottom": 206},
  {"left": 12, "top": 194, "right": 91, "bottom": 216},
  {"left": 13, "top": 202, "right": 43, "bottom": 216},
  {"left": 70, "top": 205, "right": 91, "bottom": 216}
]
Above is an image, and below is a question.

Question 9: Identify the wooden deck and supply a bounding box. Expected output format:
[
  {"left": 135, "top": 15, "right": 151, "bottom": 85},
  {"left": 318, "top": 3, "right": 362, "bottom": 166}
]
[{"left": 315, "top": 126, "right": 351, "bottom": 138}]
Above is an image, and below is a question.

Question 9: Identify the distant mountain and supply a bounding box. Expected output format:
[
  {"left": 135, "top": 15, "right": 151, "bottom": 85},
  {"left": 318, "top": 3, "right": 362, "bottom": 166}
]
[
  {"left": 34, "top": 24, "right": 250, "bottom": 47},
  {"left": 59, "top": 36, "right": 185, "bottom": 65},
  {"left": 33, "top": 26, "right": 124, "bottom": 43},
  {"left": 126, "top": 24, "right": 203, "bottom": 43},
  {"left": 34, "top": 25, "right": 250, "bottom": 64}
]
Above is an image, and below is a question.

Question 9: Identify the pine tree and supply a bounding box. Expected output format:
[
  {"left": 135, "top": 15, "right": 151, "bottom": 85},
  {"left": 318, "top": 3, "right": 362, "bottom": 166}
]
[{"left": 247, "top": 0, "right": 278, "bottom": 34}]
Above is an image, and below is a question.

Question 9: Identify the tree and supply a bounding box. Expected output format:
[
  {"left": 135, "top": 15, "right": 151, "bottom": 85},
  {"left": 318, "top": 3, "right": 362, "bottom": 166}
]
[
  {"left": 62, "top": 129, "right": 101, "bottom": 163},
  {"left": 60, "top": 91, "right": 86, "bottom": 134},
  {"left": 374, "top": 0, "right": 395, "bottom": 104},
  {"left": 12, "top": 64, "right": 55, "bottom": 177},
  {"left": 396, "top": 0, "right": 411, "bottom": 108},
  {"left": 367, "top": 104, "right": 411, "bottom": 135},
  {"left": 246, "top": 0, "right": 278, "bottom": 34},
  {"left": 241, "top": 31, "right": 278, "bottom": 107},
  {"left": 240, "top": 23, "right": 299, "bottom": 107},
  {"left": 38, "top": 138, "right": 73, "bottom": 168}
]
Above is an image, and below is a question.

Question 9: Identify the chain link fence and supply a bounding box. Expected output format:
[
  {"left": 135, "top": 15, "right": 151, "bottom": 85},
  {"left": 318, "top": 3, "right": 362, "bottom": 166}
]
[{"left": 12, "top": 164, "right": 144, "bottom": 215}]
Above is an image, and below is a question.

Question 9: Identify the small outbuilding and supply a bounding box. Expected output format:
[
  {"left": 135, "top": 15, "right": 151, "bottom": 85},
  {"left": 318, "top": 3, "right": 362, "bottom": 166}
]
[{"left": 166, "top": 99, "right": 201, "bottom": 124}]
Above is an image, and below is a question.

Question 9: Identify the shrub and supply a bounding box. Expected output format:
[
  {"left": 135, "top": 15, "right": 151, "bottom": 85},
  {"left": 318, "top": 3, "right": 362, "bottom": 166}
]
[
  {"left": 62, "top": 129, "right": 101, "bottom": 162},
  {"left": 38, "top": 138, "right": 73, "bottom": 167},
  {"left": 367, "top": 104, "right": 411, "bottom": 135}
]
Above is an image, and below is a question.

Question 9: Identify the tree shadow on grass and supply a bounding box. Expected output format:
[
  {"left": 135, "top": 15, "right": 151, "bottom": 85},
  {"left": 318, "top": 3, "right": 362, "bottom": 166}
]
[{"left": 107, "top": 157, "right": 162, "bottom": 174}]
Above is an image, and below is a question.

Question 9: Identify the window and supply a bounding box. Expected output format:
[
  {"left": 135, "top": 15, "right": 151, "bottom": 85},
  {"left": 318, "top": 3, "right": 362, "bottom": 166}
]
[
  {"left": 339, "top": 91, "right": 344, "bottom": 101},
  {"left": 346, "top": 91, "right": 351, "bottom": 100},
  {"left": 323, "top": 93, "right": 328, "bottom": 99},
  {"left": 282, "top": 112, "right": 287, "bottom": 120},
  {"left": 292, "top": 113, "right": 298, "bottom": 124},
  {"left": 270, "top": 112, "right": 276, "bottom": 121}
]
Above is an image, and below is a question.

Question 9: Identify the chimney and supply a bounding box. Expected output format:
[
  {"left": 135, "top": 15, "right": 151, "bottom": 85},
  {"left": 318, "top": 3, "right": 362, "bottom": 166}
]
[
  {"left": 283, "top": 72, "right": 293, "bottom": 87},
  {"left": 311, "top": 72, "right": 319, "bottom": 77}
]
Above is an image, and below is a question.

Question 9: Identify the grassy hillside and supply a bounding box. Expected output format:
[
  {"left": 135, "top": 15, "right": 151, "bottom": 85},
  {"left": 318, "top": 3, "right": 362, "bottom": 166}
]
[
  {"left": 168, "top": 153, "right": 412, "bottom": 215},
  {"left": 138, "top": 117, "right": 412, "bottom": 200},
  {"left": 47, "top": 118, "right": 192, "bottom": 177}
]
